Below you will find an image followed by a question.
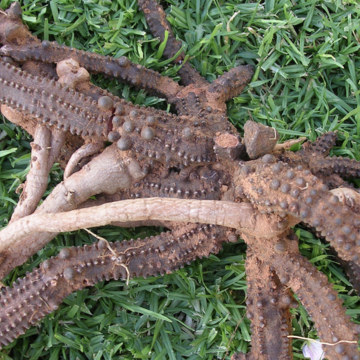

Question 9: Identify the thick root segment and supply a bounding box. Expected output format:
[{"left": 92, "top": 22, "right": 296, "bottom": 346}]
[
  {"left": 279, "top": 132, "right": 360, "bottom": 180},
  {"left": 0, "top": 61, "right": 111, "bottom": 139},
  {"left": 10, "top": 125, "right": 65, "bottom": 222},
  {"left": 234, "top": 236, "right": 293, "bottom": 360},
  {"left": 10, "top": 124, "right": 51, "bottom": 222},
  {"left": 300, "top": 132, "right": 337, "bottom": 158},
  {"left": 236, "top": 158, "right": 360, "bottom": 264},
  {"left": 0, "top": 224, "right": 230, "bottom": 349},
  {"left": 245, "top": 253, "right": 293, "bottom": 360},
  {"left": 269, "top": 237, "right": 360, "bottom": 360},
  {"left": 137, "top": 0, "right": 208, "bottom": 87},
  {"left": 312, "top": 156, "right": 360, "bottom": 179},
  {"left": 0, "top": 42, "right": 182, "bottom": 101},
  {"left": 299, "top": 132, "right": 360, "bottom": 178},
  {"left": 240, "top": 231, "right": 360, "bottom": 360},
  {"left": 137, "top": 0, "right": 182, "bottom": 60},
  {"left": 207, "top": 65, "right": 254, "bottom": 103}
]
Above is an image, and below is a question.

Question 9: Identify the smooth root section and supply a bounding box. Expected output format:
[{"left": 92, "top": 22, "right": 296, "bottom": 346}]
[
  {"left": 11, "top": 125, "right": 65, "bottom": 222},
  {"left": 0, "top": 199, "right": 259, "bottom": 253}
]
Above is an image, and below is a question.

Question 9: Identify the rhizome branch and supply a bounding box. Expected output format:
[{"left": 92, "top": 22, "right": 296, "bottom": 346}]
[{"left": 0, "top": 2, "right": 359, "bottom": 360}]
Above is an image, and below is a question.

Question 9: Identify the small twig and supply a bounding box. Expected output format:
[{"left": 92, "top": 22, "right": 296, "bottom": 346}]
[
  {"left": 225, "top": 12, "right": 240, "bottom": 49},
  {"left": 287, "top": 335, "right": 358, "bottom": 346},
  {"left": 353, "top": 30, "right": 359, "bottom": 43},
  {"left": 269, "top": 127, "right": 278, "bottom": 140},
  {"left": 118, "top": 263, "right": 130, "bottom": 286},
  {"left": 273, "top": 137, "right": 307, "bottom": 152},
  {"left": 39, "top": 296, "right": 52, "bottom": 310},
  {"left": 84, "top": 228, "right": 133, "bottom": 286},
  {"left": 84, "top": 228, "right": 117, "bottom": 257},
  {"left": 84, "top": 228, "right": 144, "bottom": 255},
  {"left": 0, "top": 9, "right": 7, "bottom": 16}
]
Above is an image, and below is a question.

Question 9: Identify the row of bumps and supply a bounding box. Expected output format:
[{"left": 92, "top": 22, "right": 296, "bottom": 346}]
[
  {"left": 0, "top": 224, "right": 230, "bottom": 348},
  {"left": 0, "top": 41, "right": 181, "bottom": 100},
  {"left": 237, "top": 155, "right": 360, "bottom": 264},
  {"left": 272, "top": 249, "right": 360, "bottom": 360},
  {"left": 0, "top": 60, "right": 110, "bottom": 137}
]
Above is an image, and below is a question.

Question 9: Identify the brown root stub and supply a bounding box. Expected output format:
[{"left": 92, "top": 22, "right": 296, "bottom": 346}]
[
  {"left": 244, "top": 120, "right": 279, "bottom": 159},
  {"left": 301, "top": 131, "right": 337, "bottom": 157},
  {"left": 207, "top": 65, "right": 255, "bottom": 103},
  {"left": 1, "top": 1, "right": 360, "bottom": 359},
  {"left": 237, "top": 240, "right": 293, "bottom": 360},
  {"left": 137, "top": 0, "right": 183, "bottom": 61},
  {"left": 214, "top": 133, "right": 245, "bottom": 161}
]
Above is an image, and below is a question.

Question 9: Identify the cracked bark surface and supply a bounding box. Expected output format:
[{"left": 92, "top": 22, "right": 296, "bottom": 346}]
[{"left": 0, "top": 2, "right": 360, "bottom": 359}]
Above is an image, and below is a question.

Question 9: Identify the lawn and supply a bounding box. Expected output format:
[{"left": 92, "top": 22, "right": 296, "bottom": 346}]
[{"left": 0, "top": 0, "right": 360, "bottom": 359}]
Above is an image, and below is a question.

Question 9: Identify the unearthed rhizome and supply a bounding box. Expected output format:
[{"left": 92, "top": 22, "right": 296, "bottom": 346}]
[{"left": 0, "top": 1, "right": 360, "bottom": 359}]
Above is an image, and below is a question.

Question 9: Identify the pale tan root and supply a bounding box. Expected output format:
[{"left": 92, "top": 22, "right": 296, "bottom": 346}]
[
  {"left": 0, "top": 144, "right": 147, "bottom": 278},
  {"left": 0, "top": 198, "right": 297, "bottom": 255},
  {"left": 10, "top": 125, "right": 65, "bottom": 223},
  {"left": 272, "top": 137, "right": 306, "bottom": 152},
  {"left": 64, "top": 140, "right": 104, "bottom": 179}
]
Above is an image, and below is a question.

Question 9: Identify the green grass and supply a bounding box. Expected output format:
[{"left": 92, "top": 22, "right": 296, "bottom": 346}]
[{"left": 0, "top": 0, "right": 360, "bottom": 359}]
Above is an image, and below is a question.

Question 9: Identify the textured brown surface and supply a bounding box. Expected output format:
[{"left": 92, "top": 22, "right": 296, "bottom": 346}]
[
  {"left": 240, "top": 231, "right": 360, "bottom": 360},
  {"left": 240, "top": 236, "right": 294, "bottom": 360},
  {"left": 0, "top": 224, "right": 233, "bottom": 348},
  {"left": 0, "top": 2, "right": 360, "bottom": 360}
]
